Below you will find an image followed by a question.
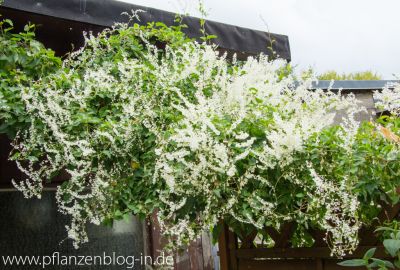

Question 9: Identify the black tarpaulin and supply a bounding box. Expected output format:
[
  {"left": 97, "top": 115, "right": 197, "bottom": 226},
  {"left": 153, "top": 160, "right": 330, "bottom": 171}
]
[{"left": 0, "top": 0, "right": 291, "bottom": 60}]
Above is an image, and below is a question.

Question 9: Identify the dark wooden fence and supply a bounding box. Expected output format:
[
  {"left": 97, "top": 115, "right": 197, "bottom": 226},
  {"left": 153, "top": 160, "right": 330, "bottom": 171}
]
[{"left": 218, "top": 201, "right": 400, "bottom": 270}]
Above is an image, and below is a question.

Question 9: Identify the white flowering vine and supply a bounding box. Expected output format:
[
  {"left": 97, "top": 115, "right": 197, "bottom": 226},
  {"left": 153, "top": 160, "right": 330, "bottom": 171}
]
[{"left": 6, "top": 17, "right": 400, "bottom": 257}]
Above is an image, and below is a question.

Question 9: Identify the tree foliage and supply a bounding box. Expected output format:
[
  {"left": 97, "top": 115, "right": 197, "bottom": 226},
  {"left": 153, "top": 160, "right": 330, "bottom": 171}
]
[{"left": 318, "top": 70, "right": 382, "bottom": 80}]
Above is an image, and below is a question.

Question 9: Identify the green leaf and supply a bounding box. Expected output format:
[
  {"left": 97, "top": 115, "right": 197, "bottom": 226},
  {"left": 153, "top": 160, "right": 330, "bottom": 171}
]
[
  {"left": 338, "top": 259, "right": 367, "bottom": 267},
  {"left": 4, "top": 19, "right": 13, "bottom": 27},
  {"left": 363, "top": 247, "right": 376, "bottom": 260},
  {"left": 102, "top": 218, "right": 113, "bottom": 227},
  {"left": 376, "top": 227, "right": 396, "bottom": 233},
  {"left": 127, "top": 204, "right": 138, "bottom": 212},
  {"left": 383, "top": 239, "right": 400, "bottom": 257},
  {"left": 211, "top": 223, "right": 223, "bottom": 245},
  {"left": 114, "top": 210, "right": 123, "bottom": 219},
  {"left": 394, "top": 259, "right": 400, "bottom": 268},
  {"left": 368, "top": 258, "right": 394, "bottom": 269},
  {"left": 123, "top": 213, "right": 131, "bottom": 221}
]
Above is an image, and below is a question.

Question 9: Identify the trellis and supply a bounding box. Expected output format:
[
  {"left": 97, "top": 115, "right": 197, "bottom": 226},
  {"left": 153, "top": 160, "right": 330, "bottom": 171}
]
[{"left": 218, "top": 202, "right": 400, "bottom": 270}]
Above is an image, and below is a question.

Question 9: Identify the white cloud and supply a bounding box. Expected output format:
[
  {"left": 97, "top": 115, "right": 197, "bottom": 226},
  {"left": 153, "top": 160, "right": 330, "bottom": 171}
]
[{"left": 118, "top": 0, "right": 400, "bottom": 79}]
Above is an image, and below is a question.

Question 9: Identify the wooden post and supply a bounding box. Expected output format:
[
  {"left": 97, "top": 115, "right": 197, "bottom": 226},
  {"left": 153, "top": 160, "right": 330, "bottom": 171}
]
[
  {"left": 218, "top": 223, "right": 238, "bottom": 270},
  {"left": 188, "top": 237, "right": 205, "bottom": 270},
  {"left": 228, "top": 228, "right": 238, "bottom": 270},
  {"left": 316, "top": 258, "right": 323, "bottom": 270},
  {"left": 201, "top": 232, "right": 215, "bottom": 270}
]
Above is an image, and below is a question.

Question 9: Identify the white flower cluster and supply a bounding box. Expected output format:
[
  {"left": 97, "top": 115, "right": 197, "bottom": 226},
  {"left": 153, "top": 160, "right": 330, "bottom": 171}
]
[
  {"left": 13, "top": 34, "right": 163, "bottom": 248},
  {"left": 11, "top": 21, "right": 367, "bottom": 256},
  {"left": 308, "top": 166, "right": 360, "bottom": 257},
  {"left": 151, "top": 49, "right": 362, "bottom": 253},
  {"left": 374, "top": 83, "right": 400, "bottom": 116}
]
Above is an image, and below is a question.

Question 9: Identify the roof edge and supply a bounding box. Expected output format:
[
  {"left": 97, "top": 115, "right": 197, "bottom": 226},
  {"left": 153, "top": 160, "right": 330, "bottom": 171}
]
[{"left": 311, "top": 80, "right": 400, "bottom": 90}]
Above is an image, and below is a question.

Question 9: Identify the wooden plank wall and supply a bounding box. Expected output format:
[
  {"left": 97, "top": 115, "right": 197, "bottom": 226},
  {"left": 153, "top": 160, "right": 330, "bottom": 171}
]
[{"left": 147, "top": 212, "right": 217, "bottom": 269}]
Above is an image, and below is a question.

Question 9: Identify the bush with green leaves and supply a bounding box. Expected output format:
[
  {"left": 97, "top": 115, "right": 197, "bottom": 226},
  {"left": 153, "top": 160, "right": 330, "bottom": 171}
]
[
  {"left": 0, "top": 19, "right": 61, "bottom": 138},
  {"left": 1, "top": 13, "right": 399, "bottom": 257},
  {"left": 336, "top": 86, "right": 400, "bottom": 266}
]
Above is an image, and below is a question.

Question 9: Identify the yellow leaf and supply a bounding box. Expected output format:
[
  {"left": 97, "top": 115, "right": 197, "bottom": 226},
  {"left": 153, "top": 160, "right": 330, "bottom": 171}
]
[
  {"left": 378, "top": 126, "right": 400, "bottom": 143},
  {"left": 130, "top": 161, "right": 140, "bottom": 170}
]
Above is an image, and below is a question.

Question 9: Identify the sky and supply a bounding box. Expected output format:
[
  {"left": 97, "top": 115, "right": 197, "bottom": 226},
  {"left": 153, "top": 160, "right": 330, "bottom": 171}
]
[{"left": 118, "top": 0, "right": 400, "bottom": 79}]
